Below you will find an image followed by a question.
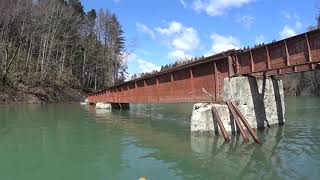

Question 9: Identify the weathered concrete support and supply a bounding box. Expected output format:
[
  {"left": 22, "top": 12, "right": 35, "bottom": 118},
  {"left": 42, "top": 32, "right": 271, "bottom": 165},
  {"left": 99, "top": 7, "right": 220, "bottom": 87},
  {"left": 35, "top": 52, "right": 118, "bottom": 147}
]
[
  {"left": 96, "top": 102, "right": 112, "bottom": 109},
  {"left": 111, "top": 103, "right": 130, "bottom": 110},
  {"left": 191, "top": 103, "right": 232, "bottom": 133},
  {"left": 80, "top": 98, "right": 90, "bottom": 105},
  {"left": 191, "top": 76, "right": 285, "bottom": 133}
]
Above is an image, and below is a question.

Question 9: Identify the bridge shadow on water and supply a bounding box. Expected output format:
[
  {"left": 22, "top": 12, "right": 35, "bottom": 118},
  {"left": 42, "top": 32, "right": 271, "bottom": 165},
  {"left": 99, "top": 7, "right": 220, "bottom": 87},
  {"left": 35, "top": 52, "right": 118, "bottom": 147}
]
[{"left": 85, "top": 104, "right": 288, "bottom": 180}]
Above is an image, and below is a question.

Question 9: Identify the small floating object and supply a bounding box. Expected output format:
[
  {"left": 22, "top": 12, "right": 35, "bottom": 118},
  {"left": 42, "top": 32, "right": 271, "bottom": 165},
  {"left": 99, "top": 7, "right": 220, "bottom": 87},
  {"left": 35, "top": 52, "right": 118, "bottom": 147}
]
[{"left": 139, "top": 177, "right": 147, "bottom": 180}]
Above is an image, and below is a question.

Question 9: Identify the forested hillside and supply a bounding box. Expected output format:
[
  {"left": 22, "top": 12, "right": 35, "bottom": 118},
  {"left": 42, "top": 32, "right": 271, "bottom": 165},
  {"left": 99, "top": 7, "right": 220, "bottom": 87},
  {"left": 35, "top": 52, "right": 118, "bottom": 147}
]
[{"left": 0, "top": 0, "right": 127, "bottom": 103}]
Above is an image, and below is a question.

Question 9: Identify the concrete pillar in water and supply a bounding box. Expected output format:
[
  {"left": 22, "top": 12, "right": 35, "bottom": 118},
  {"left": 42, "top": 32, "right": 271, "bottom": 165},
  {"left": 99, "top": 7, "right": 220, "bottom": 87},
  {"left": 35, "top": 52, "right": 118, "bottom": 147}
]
[
  {"left": 95, "top": 102, "right": 112, "bottom": 109},
  {"left": 191, "top": 76, "right": 285, "bottom": 133},
  {"left": 111, "top": 103, "right": 130, "bottom": 110},
  {"left": 95, "top": 103, "right": 130, "bottom": 110}
]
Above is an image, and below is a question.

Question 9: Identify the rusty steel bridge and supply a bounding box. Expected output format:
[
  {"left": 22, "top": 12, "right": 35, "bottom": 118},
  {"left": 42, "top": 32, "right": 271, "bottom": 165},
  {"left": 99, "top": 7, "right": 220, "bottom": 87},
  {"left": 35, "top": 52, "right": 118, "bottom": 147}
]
[{"left": 88, "top": 29, "right": 320, "bottom": 104}]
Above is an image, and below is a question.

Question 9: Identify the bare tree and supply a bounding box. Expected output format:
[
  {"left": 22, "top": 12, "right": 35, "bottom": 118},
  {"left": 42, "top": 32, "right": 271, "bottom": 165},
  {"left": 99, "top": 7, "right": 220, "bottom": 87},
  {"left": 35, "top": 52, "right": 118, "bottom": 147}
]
[{"left": 0, "top": 0, "right": 127, "bottom": 92}]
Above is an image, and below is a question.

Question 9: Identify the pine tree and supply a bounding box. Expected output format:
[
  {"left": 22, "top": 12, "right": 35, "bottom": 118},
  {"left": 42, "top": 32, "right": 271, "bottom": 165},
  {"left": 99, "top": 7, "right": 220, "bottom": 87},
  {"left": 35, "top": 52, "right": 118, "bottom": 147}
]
[
  {"left": 105, "top": 13, "right": 126, "bottom": 85},
  {"left": 66, "top": 0, "right": 84, "bottom": 16}
]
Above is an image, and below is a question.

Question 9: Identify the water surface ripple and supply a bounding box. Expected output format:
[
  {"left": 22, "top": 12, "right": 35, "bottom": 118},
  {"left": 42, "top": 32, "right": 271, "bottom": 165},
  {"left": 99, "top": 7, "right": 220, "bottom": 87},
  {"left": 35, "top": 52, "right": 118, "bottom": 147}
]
[{"left": 0, "top": 97, "right": 319, "bottom": 180}]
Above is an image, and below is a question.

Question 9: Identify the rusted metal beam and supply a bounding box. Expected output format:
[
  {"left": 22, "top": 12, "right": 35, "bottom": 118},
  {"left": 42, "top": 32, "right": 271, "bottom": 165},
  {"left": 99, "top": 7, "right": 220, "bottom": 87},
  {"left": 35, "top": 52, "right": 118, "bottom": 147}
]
[
  {"left": 170, "top": 73, "right": 174, "bottom": 97},
  {"left": 190, "top": 68, "right": 195, "bottom": 97},
  {"left": 250, "top": 50, "right": 255, "bottom": 72},
  {"left": 305, "top": 33, "right": 316, "bottom": 70},
  {"left": 266, "top": 45, "right": 271, "bottom": 69},
  {"left": 226, "top": 102, "right": 249, "bottom": 142},
  {"left": 156, "top": 76, "right": 160, "bottom": 103},
  {"left": 214, "top": 61, "right": 219, "bottom": 101},
  {"left": 305, "top": 33, "right": 312, "bottom": 62},
  {"left": 230, "top": 102, "right": 262, "bottom": 144},
  {"left": 235, "top": 55, "right": 240, "bottom": 75},
  {"left": 228, "top": 56, "right": 235, "bottom": 77},
  {"left": 284, "top": 40, "right": 290, "bottom": 66},
  {"left": 246, "top": 60, "right": 320, "bottom": 75},
  {"left": 211, "top": 107, "right": 231, "bottom": 143}
]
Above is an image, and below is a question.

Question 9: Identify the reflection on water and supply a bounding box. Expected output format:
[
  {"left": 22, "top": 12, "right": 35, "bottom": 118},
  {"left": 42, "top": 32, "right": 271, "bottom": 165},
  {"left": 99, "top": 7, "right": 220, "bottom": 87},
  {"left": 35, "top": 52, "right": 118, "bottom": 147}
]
[{"left": 0, "top": 97, "right": 320, "bottom": 180}]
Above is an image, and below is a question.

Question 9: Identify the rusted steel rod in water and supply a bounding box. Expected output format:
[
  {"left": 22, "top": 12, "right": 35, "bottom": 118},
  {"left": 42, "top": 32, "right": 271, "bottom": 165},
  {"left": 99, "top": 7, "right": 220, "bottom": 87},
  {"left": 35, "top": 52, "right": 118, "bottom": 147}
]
[
  {"left": 226, "top": 102, "right": 249, "bottom": 142},
  {"left": 230, "top": 102, "right": 262, "bottom": 144},
  {"left": 211, "top": 107, "right": 231, "bottom": 143}
]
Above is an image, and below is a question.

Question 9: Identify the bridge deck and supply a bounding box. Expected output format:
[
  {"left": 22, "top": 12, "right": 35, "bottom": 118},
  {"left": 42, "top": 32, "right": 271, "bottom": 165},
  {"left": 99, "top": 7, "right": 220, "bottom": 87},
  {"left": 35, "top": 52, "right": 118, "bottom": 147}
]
[{"left": 88, "top": 29, "right": 320, "bottom": 104}]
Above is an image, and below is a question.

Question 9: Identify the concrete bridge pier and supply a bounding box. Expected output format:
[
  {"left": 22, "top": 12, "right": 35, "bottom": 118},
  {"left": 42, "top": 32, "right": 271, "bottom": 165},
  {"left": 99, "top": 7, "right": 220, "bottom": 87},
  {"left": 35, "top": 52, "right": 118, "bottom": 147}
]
[
  {"left": 191, "top": 76, "right": 285, "bottom": 134},
  {"left": 95, "top": 102, "right": 130, "bottom": 110},
  {"left": 111, "top": 103, "right": 130, "bottom": 110}
]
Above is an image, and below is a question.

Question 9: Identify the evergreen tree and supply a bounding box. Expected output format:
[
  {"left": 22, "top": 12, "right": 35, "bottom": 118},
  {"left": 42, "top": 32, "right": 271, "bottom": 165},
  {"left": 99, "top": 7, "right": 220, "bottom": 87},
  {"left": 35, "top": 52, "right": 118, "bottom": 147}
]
[{"left": 105, "top": 13, "right": 126, "bottom": 85}]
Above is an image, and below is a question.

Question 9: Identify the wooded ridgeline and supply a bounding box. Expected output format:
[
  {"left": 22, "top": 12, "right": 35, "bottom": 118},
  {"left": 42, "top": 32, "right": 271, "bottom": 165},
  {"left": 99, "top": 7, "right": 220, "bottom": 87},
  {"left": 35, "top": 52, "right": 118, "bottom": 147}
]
[{"left": 0, "top": 0, "right": 127, "bottom": 92}]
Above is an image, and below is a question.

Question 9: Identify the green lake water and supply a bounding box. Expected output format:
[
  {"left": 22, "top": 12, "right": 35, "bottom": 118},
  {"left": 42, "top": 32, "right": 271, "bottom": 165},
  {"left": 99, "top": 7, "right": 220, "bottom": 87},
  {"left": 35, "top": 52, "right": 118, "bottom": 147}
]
[{"left": 0, "top": 97, "right": 320, "bottom": 180}]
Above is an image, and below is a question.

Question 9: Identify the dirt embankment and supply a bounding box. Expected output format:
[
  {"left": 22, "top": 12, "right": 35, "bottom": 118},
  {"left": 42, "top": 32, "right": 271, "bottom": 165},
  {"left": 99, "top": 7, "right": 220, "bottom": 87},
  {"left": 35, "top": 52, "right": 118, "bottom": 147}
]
[{"left": 0, "top": 85, "right": 87, "bottom": 104}]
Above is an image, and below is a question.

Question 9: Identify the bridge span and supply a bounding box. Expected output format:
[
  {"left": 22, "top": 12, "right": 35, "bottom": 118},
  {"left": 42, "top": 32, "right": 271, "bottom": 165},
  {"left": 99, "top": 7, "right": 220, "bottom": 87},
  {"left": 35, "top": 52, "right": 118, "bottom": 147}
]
[
  {"left": 86, "top": 29, "right": 320, "bottom": 140},
  {"left": 88, "top": 29, "right": 320, "bottom": 104}
]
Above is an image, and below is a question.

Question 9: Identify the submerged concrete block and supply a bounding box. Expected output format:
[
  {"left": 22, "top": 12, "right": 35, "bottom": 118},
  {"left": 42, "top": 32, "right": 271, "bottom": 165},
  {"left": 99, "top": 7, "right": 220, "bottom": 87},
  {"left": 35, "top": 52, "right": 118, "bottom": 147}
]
[
  {"left": 96, "top": 102, "right": 112, "bottom": 109},
  {"left": 191, "top": 76, "right": 285, "bottom": 133},
  {"left": 80, "top": 98, "right": 89, "bottom": 105},
  {"left": 111, "top": 103, "right": 130, "bottom": 110},
  {"left": 191, "top": 103, "right": 214, "bottom": 133},
  {"left": 191, "top": 103, "right": 234, "bottom": 133}
]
